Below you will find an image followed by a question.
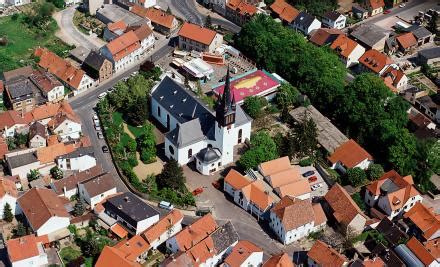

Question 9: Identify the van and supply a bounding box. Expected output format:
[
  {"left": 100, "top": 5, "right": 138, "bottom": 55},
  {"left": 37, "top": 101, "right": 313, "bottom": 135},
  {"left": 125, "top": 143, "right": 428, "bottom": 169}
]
[{"left": 159, "top": 201, "right": 174, "bottom": 210}]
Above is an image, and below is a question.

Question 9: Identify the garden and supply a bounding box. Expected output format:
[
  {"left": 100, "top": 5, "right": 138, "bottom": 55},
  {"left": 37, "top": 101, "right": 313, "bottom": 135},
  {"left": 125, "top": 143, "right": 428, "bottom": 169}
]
[{"left": 96, "top": 70, "right": 195, "bottom": 207}]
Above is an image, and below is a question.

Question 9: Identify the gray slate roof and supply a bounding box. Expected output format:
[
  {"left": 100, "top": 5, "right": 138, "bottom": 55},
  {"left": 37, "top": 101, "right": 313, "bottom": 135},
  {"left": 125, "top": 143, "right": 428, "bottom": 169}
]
[
  {"left": 405, "top": 25, "right": 432, "bottom": 40},
  {"left": 83, "top": 51, "right": 108, "bottom": 71},
  {"left": 418, "top": 47, "right": 440, "bottom": 59},
  {"left": 211, "top": 221, "right": 239, "bottom": 253},
  {"left": 7, "top": 152, "right": 38, "bottom": 169},
  {"left": 294, "top": 12, "right": 316, "bottom": 28},
  {"left": 104, "top": 192, "right": 159, "bottom": 226},
  {"left": 6, "top": 78, "right": 35, "bottom": 100},
  {"left": 29, "top": 122, "right": 46, "bottom": 140},
  {"left": 350, "top": 24, "right": 387, "bottom": 48},
  {"left": 323, "top": 11, "right": 342, "bottom": 21},
  {"left": 196, "top": 147, "right": 221, "bottom": 164},
  {"left": 57, "top": 146, "right": 95, "bottom": 160},
  {"left": 80, "top": 173, "right": 116, "bottom": 197}
]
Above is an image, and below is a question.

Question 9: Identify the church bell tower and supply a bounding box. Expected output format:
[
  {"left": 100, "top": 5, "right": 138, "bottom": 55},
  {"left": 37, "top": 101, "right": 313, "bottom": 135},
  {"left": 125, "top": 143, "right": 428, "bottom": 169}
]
[{"left": 216, "top": 66, "right": 236, "bottom": 128}]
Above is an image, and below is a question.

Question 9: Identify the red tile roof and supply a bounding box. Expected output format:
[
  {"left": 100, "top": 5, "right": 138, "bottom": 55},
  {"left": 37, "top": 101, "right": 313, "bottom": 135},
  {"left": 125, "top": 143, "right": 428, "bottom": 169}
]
[
  {"left": 369, "top": 0, "right": 384, "bottom": 10},
  {"left": 141, "top": 210, "right": 183, "bottom": 245},
  {"left": 404, "top": 202, "right": 440, "bottom": 241},
  {"left": 259, "top": 156, "right": 291, "bottom": 177},
  {"left": 108, "top": 20, "right": 128, "bottom": 33},
  {"left": 31, "top": 101, "right": 75, "bottom": 122},
  {"left": 227, "top": 0, "right": 258, "bottom": 16},
  {"left": 0, "top": 177, "right": 18, "bottom": 198},
  {"left": 29, "top": 70, "right": 62, "bottom": 93},
  {"left": 330, "top": 34, "right": 360, "bottom": 58},
  {"left": 396, "top": 32, "right": 417, "bottom": 49},
  {"left": 308, "top": 240, "right": 348, "bottom": 266},
  {"left": 406, "top": 237, "right": 436, "bottom": 266},
  {"left": 0, "top": 110, "right": 32, "bottom": 129},
  {"left": 380, "top": 65, "right": 406, "bottom": 90},
  {"left": 224, "top": 240, "right": 263, "bottom": 266},
  {"left": 224, "top": 169, "right": 251, "bottom": 190},
  {"left": 110, "top": 223, "right": 128, "bottom": 238},
  {"left": 174, "top": 214, "right": 218, "bottom": 251},
  {"left": 425, "top": 238, "right": 440, "bottom": 260},
  {"left": 178, "top": 22, "right": 217, "bottom": 46},
  {"left": 6, "top": 234, "right": 49, "bottom": 263},
  {"left": 0, "top": 138, "right": 8, "bottom": 159},
  {"left": 241, "top": 180, "right": 274, "bottom": 211},
  {"left": 359, "top": 49, "right": 393, "bottom": 74},
  {"left": 270, "top": 0, "right": 299, "bottom": 23},
  {"left": 144, "top": 7, "right": 176, "bottom": 29},
  {"left": 95, "top": 246, "right": 141, "bottom": 267},
  {"left": 309, "top": 28, "right": 344, "bottom": 46},
  {"left": 113, "top": 235, "right": 149, "bottom": 262},
  {"left": 324, "top": 183, "right": 365, "bottom": 226},
  {"left": 106, "top": 31, "right": 141, "bottom": 62},
  {"left": 328, "top": 139, "right": 373, "bottom": 168},
  {"left": 132, "top": 24, "right": 154, "bottom": 41},
  {"left": 263, "top": 252, "right": 294, "bottom": 267}
]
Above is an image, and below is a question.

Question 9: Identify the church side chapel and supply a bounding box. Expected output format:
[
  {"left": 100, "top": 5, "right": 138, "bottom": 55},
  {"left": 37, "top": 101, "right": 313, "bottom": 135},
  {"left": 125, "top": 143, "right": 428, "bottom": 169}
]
[{"left": 151, "top": 68, "right": 252, "bottom": 175}]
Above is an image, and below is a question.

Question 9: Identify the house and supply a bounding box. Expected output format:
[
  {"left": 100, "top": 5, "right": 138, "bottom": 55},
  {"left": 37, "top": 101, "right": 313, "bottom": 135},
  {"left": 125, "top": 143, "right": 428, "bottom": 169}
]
[
  {"left": 322, "top": 11, "right": 346, "bottom": 29},
  {"left": 5, "top": 150, "right": 40, "bottom": 179},
  {"left": 394, "top": 243, "right": 426, "bottom": 266},
  {"left": 28, "top": 122, "right": 47, "bottom": 148},
  {"left": 269, "top": 196, "right": 327, "bottom": 245},
  {"left": 95, "top": 245, "right": 140, "bottom": 267},
  {"left": 330, "top": 34, "right": 366, "bottom": 67},
  {"left": 35, "top": 48, "right": 95, "bottom": 95},
  {"left": 30, "top": 101, "right": 75, "bottom": 125},
  {"left": 78, "top": 173, "right": 117, "bottom": 209},
  {"left": 203, "top": 0, "right": 228, "bottom": 15},
  {"left": 82, "top": 51, "right": 113, "bottom": 82},
  {"left": 307, "top": 240, "right": 349, "bottom": 267},
  {"left": 131, "top": 24, "right": 155, "bottom": 54},
  {"left": 324, "top": 184, "right": 367, "bottom": 235},
  {"left": 223, "top": 169, "right": 275, "bottom": 219},
  {"left": 403, "top": 25, "right": 434, "bottom": 46},
  {"left": 263, "top": 253, "right": 294, "bottom": 267},
  {"left": 418, "top": 47, "right": 440, "bottom": 66},
  {"left": 51, "top": 165, "right": 104, "bottom": 199},
  {"left": 131, "top": 0, "right": 156, "bottom": 8},
  {"left": 161, "top": 251, "right": 194, "bottom": 267},
  {"left": 358, "top": 49, "right": 393, "bottom": 75},
  {"left": 150, "top": 72, "right": 251, "bottom": 175},
  {"left": 223, "top": 240, "right": 263, "bottom": 267},
  {"left": 292, "top": 11, "right": 321, "bottom": 36},
  {"left": 131, "top": 6, "right": 178, "bottom": 34},
  {"left": 328, "top": 139, "right": 373, "bottom": 173},
  {"left": 112, "top": 235, "right": 150, "bottom": 264},
  {"left": 100, "top": 31, "right": 143, "bottom": 73},
  {"left": 0, "top": 178, "right": 20, "bottom": 217},
  {"left": 406, "top": 237, "right": 439, "bottom": 267},
  {"left": 270, "top": 0, "right": 299, "bottom": 24},
  {"left": 166, "top": 214, "right": 218, "bottom": 253},
  {"left": 350, "top": 24, "right": 388, "bottom": 51},
  {"left": 425, "top": 239, "right": 440, "bottom": 264},
  {"left": 178, "top": 22, "right": 223, "bottom": 53},
  {"left": 351, "top": 257, "right": 386, "bottom": 267},
  {"left": 35, "top": 142, "right": 77, "bottom": 174},
  {"left": 4, "top": 73, "right": 37, "bottom": 113},
  {"left": 309, "top": 28, "right": 344, "bottom": 47},
  {"left": 414, "top": 94, "right": 440, "bottom": 124},
  {"left": 0, "top": 138, "right": 9, "bottom": 160},
  {"left": 69, "top": 46, "right": 91, "bottom": 64},
  {"left": 403, "top": 202, "right": 440, "bottom": 242},
  {"left": 56, "top": 146, "right": 97, "bottom": 172},
  {"left": 366, "top": 0, "right": 385, "bottom": 16},
  {"left": 103, "top": 20, "right": 128, "bottom": 41},
  {"left": 103, "top": 192, "right": 160, "bottom": 235},
  {"left": 0, "top": 110, "right": 32, "bottom": 138},
  {"left": 226, "top": 0, "right": 258, "bottom": 26},
  {"left": 47, "top": 111, "right": 82, "bottom": 140},
  {"left": 140, "top": 210, "right": 183, "bottom": 249},
  {"left": 365, "top": 170, "right": 423, "bottom": 219},
  {"left": 6, "top": 234, "right": 49, "bottom": 267},
  {"left": 380, "top": 64, "right": 408, "bottom": 93},
  {"left": 29, "top": 70, "right": 64, "bottom": 103},
  {"left": 395, "top": 32, "right": 418, "bottom": 54},
  {"left": 212, "top": 69, "right": 281, "bottom": 105},
  {"left": 18, "top": 188, "right": 70, "bottom": 237},
  {"left": 352, "top": 4, "right": 369, "bottom": 20}
]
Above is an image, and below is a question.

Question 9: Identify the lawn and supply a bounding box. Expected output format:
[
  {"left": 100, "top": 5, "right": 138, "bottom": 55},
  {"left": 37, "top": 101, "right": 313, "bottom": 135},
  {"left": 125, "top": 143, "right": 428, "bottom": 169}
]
[
  {"left": 0, "top": 15, "right": 73, "bottom": 74},
  {"left": 113, "top": 111, "right": 147, "bottom": 138}
]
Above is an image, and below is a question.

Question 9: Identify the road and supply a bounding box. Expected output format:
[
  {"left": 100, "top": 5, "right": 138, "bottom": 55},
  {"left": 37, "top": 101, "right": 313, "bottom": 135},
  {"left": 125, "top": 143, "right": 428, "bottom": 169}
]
[{"left": 167, "top": 0, "right": 241, "bottom": 33}]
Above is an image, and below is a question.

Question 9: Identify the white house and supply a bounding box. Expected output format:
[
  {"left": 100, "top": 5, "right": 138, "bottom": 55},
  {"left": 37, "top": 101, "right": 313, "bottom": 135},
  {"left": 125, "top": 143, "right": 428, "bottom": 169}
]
[
  {"left": 365, "top": 170, "right": 423, "bottom": 219},
  {"left": 178, "top": 22, "right": 223, "bottom": 53},
  {"left": 6, "top": 235, "right": 49, "bottom": 267},
  {"left": 141, "top": 210, "right": 183, "bottom": 249},
  {"left": 47, "top": 113, "right": 82, "bottom": 141},
  {"left": 78, "top": 173, "right": 117, "bottom": 209},
  {"left": 56, "top": 147, "right": 97, "bottom": 172},
  {"left": 17, "top": 188, "right": 70, "bottom": 237},
  {"left": 328, "top": 139, "right": 373, "bottom": 173},
  {"left": 322, "top": 11, "right": 346, "bottom": 29},
  {"left": 29, "top": 70, "right": 65, "bottom": 103},
  {"left": 132, "top": 0, "right": 156, "bottom": 8},
  {"left": 0, "top": 178, "right": 21, "bottom": 217},
  {"left": 5, "top": 150, "right": 40, "bottom": 180},
  {"left": 0, "top": 110, "right": 31, "bottom": 138},
  {"left": 28, "top": 122, "right": 47, "bottom": 149},
  {"left": 151, "top": 71, "right": 252, "bottom": 176},
  {"left": 223, "top": 240, "right": 263, "bottom": 267},
  {"left": 292, "top": 11, "right": 321, "bottom": 35},
  {"left": 133, "top": 24, "right": 155, "bottom": 55},
  {"left": 103, "top": 192, "right": 160, "bottom": 235},
  {"left": 330, "top": 35, "right": 366, "bottom": 68},
  {"left": 269, "top": 196, "right": 327, "bottom": 245}
]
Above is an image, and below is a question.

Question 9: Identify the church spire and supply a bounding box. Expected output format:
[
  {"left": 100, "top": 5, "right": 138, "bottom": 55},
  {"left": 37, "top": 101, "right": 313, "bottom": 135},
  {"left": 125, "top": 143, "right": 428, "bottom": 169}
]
[{"left": 216, "top": 66, "right": 236, "bottom": 127}]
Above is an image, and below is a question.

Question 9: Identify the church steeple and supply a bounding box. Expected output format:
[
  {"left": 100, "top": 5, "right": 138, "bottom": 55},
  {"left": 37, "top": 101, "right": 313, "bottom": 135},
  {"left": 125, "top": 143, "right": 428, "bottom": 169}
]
[{"left": 216, "top": 66, "right": 236, "bottom": 127}]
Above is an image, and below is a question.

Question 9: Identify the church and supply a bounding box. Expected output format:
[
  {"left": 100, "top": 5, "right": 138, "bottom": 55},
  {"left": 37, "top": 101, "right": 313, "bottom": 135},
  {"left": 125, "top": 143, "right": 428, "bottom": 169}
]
[{"left": 150, "top": 69, "right": 252, "bottom": 175}]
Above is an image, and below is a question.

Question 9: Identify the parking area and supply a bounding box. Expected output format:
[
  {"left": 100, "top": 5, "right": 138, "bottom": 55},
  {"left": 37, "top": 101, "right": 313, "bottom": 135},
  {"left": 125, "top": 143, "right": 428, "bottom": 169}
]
[{"left": 299, "top": 165, "right": 329, "bottom": 198}]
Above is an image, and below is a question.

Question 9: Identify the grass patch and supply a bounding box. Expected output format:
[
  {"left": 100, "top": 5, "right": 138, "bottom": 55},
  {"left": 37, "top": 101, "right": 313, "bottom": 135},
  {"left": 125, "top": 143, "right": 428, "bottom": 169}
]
[
  {"left": 112, "top": 111, "right": 124, "bottom": 125},
  {"left": 0, "top": 15, "right": 73, "bottom": 73},
  {"left": 127, "top": 124, "right": 146, "bottom": 138},
  {"left": 84, "top": 257, "right": 94, "bottom": 267},
  {"left": 60, "top": 246, "right": 82, "bottom": 264},
  {"left": 120, "top": 132, "right": 133, "bottom": 147}
]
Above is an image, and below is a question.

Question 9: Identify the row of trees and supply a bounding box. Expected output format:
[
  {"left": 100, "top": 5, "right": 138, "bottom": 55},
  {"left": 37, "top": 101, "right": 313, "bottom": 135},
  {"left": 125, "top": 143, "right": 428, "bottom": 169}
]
[{"left": 235, "top": 15, "right": 438, "bottom": 191}]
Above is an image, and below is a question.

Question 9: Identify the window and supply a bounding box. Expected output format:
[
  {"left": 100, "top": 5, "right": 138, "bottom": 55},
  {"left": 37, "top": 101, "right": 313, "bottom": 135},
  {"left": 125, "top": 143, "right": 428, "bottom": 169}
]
[
  {"left": 188, "top": 149, "right": 192, "bottom": 159},
  {"left": 169, "top": 145, "right": 174, "bottom": 155},
  {"left": 238, "top": 129, "right": 242, "bottom": 143},
  {"left": 157, "top": 106, "right": 161, "bottom": 116}
]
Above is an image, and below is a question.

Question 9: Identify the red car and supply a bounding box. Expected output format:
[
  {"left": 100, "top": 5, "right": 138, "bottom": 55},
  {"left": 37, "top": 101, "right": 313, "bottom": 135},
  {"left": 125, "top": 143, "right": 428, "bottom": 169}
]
[
  {"left": 383, "top": 10, "right": 391, "bottom": 14},
  {"left": 192, "top": 188, "right": 204, "bottom": 196},
  {"left": 308, "top": 176, "right": 318, "bottom": 183}
]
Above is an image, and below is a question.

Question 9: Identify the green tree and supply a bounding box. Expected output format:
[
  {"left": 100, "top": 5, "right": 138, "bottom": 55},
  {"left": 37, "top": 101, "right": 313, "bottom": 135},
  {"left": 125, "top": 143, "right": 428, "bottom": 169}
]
[
  {"left": 126, "top": 138, "right": 137, "bottom": 153},
  {"left": 15, "top": 222, "right": 26, "bottom": 237},
  {"left": 108, "top": 81, "right": 130, "bottom": 110},
  {"left": 15, "top": 133, "right": 28, "bottom": 147},
  {"left": 427, "top": 141, "right": 440, "bottom": 174},
  {"left": 137, "top": 124, "right": 156, "bottom": 164},
  {"left": 27, "top": 169, "right": 40, "bottom": 182},
  {"left": 238, "top": 131, "right": 278, "bottom": 170},
  {"left": 81, "top": 239, "right": 100, "bottom": 257},
  {"left": 47, "top": 0, "right": 65, "bottom": 8},
  {"left": 287, "top": 117, "right": 318, "bottom": 159},
  {"left": 50, "top": 166, "right": 63, "bottom": 180},
  {"left": 367, "top": 164, "right": 384, "bottom": 180},
  {"left": 275, "top": 82, "right": 300, "bottom": 110},
  {"left": 73, "top": 200, "right": 85, "bottom": 216},
  {"left": 351, "top": 192, "right": 366, "bottom": 211},
  {"left": 346, "top": 167, "right": 367, "bottom": 187},
  {"left": 242, "top": 96, "right": 267, "bottom": 119},
  {"left": 156, "top": 159, "right": 186, "bottom": 191},
  {"left": 126, "top": 96, "right": 149, "bottom": 126},
  {"left": 387, "top": 129, "right": 417, "bottom": 175},
  {"left": 3, "top": 203, "right": 13, "bottom": 222},
  {"left": 127, "top": 74, "right": 153, "bottom": 97}
]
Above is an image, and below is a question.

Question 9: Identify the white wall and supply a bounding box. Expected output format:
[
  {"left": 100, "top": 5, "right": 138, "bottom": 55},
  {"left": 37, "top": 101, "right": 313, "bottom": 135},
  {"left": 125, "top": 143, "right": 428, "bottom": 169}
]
[
  {"left": 76, "top": 74, "right": 96, "bottom": 95},
  {"left": 53, "top": 120, "right": 82, "bottom": 140},
  {"left": 79, "top": 183, "right": 117, "bottom": 209},
  {"left": 46, "top": 85, "right": 64, "bottom": 102},
  {"left": 11, "top": 253, "right": 48, "bottom": 267},
  {"left": 35, "top": 216, "right": 70, "bottom": 236},
  {"left": 136, "top": 214, "right": 160, "bottom": 235},
  {"left": 57, "top": 155, "right": 97, "bottom": 172},
  {"left": 10, "top": 161, "right": 41, "bottom": 179},
  {"left": 346, "top": 44, "right": 366, "bottom": 68},
  {"left": 29, "top": 135, "right": 46, "bottom": 148},
  {"left": 149, "top": 219, "right": 183, "bottom": 249},
  {"left": 0, "top": 194, "right": 20, "bottom": 217}
]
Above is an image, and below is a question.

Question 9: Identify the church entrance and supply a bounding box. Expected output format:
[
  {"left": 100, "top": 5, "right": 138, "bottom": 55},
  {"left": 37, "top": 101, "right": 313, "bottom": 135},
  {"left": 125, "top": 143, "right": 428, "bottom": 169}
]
[{"left": 166, "top": 114, "right": 170, "bottom": 130}]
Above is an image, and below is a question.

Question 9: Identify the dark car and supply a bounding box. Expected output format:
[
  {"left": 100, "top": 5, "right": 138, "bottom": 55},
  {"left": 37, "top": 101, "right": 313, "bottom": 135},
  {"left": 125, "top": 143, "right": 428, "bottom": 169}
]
[
  {"left": 102, "top": 146, "right": 109, "bottom": 153},
  {"left": 302, "top": 170, "right": 315, "bottom": 177}
]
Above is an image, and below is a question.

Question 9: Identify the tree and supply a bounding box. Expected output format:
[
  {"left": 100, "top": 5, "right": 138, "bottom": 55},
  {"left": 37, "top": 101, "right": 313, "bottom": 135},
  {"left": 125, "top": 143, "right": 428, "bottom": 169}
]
[
  {"left": 15, "top": 222, "right": 26, "bottom": 237},
  {"left": 108, "top": 81, "right": 130, "bottom": 110},
  {"left": 3, "top": 203, "right": 13, "bottom": 222},
  {"left": 156, "top": 159, "right": 186, "bottom": 191},
  {"left": 204, "top": 15, "right": 213, "bottom": 29},
  {"left": 275, "top": 82, "right": 300, "bottom": 110},
  {"left": 367, "top": 164, "right": 384, "bottom": 180},
  {"left": 287, "top": 117, "right": 318, "bottom": 159},
  {"left": 47, "top": 0, "right": 64, "bottom": 8},
  {"left": 126, "top": 138, "right": 137, "bottom": 153},
  {"left": 81, "top": 239, "right": 100, "bottom": 257},
  {"left": 50, "top": 166, "right": 63, "bottom": 180},
  {"left": 238, "top": 131, "right": 278, "bottom": 170},
  {"left": 387, "top": 129, "right": 417, "bottom": 175},
  {"left": 242, "top": 96, "right": 267, "bottom": 119},
  {"left": 351, "top": 192, "right": 366, "bottom": 211},
  {"left": 137, "top": 124, "right": 156, "bottom": 164},
  {"left": 27, "top": 169, "right": 40, "bottom": 182},
  {"left": 73, "top": 200, "right": 85, "bottom": 216},
  {"left": 15, "top": 133, "right": 27, "bottom": 147},
  {"left": 346, "top": 167, "right": 367, "bottom": 187},
  {"left": 427, "top": 141, "right": 440, "bottom": 174},
  {"left": 126, "top": 96, "right": 149, "bottom": 126}
]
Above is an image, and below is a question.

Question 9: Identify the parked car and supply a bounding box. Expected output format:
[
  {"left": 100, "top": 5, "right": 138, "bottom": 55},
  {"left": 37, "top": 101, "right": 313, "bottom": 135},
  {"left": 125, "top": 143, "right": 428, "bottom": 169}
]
[
  {"left": 107, "top": 87, "right": 114, "bottom": 93},
  {"left": 302, "top": 170, "right": 315, "bottom": 177},
  {"left": 95, "top": 125, "right": 101, "bottom": 131},
  {"left": 97, "top": 92, "right": 107, "bottom": 99},
  {"left": 159, "top": 201, "right": 174, "bottom": 211},
  {"left": 97, "top": 131, "right": 104, "bottom": 139},
  {"left": 102, "top": 145, "right": 109, "bottom": 153},
  {"left": 94, "top": 120, "right": 100, "bottom": 128},
  {"left": 192, "top": 187, "right": 204, "bottom": 196},
  {"left": 308, "top": 176, "right": 318, "bottom": 183},
  {"left": 93, "top": 114, "right": 99, "bottom": 121},
  {"left": 383, "top": 10, "right": 391, "bottom": 14},
  {"left": 311, "top": 183, "right": 323, "bottom": 191},
  {"left": 399, "top": 3, "right": 405, "bottom": 7}
]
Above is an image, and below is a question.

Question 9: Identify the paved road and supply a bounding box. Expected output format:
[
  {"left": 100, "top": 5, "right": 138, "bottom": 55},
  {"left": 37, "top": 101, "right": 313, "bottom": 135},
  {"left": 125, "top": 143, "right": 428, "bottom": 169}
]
[{"left": 168, "top": 0, "right": 241, "bottom": 33}]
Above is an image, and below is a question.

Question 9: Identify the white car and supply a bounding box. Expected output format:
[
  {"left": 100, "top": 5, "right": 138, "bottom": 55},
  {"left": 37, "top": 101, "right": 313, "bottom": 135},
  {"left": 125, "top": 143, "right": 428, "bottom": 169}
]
[
  {"left": 95, "top": 125, "right": 101, "bottom": 131},
  {"left": 399, "top": 3, "right": 405, "bottom": 7},
  {"left": 94, "top": 120, "right": 100, "bottom": 128},
  {"left": 92, "top": 114, "right": 99, "bottom": 120},
  {"left": 311, "top": 183, "right": 322, "bottom": 191},
  {"left": 97, "top": 131, "right": 104, "bottom": 139},
  {"left": 97, "top": 92, "right": 107, "bottom": 99}
]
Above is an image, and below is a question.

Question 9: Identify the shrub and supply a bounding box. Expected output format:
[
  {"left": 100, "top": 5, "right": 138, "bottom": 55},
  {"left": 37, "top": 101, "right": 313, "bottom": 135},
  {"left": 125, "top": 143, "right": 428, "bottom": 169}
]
[
  {"left": 127, "top": 154, "right": 138, "bottom": 167},
  {"left": 299, "top": 157, "right": 313, "bottom": 167}
]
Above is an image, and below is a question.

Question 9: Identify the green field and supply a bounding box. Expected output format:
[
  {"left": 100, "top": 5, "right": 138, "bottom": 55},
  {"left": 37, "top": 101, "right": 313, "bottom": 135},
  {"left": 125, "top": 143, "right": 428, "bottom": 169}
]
[{"left": 0, "top": 15, "right": 73, "bottom": 74}]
